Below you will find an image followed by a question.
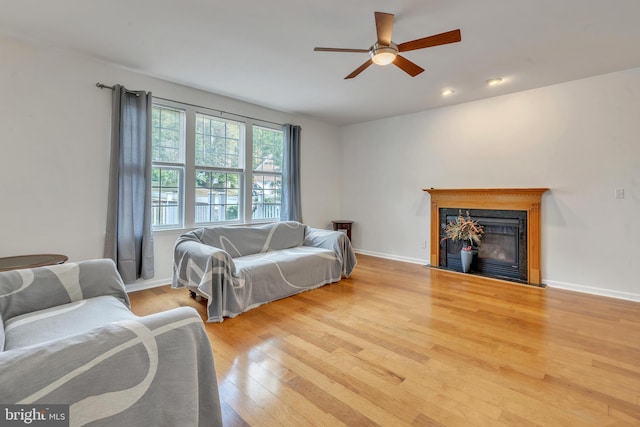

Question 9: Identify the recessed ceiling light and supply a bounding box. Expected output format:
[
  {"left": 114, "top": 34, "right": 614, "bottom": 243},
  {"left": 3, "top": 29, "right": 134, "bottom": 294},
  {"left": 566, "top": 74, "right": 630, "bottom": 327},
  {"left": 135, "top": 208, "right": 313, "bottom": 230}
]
[
  {"left": 485, "top": 77, "right": 503, "bottom": 87},
  {"left": 442, "top": 89, "right": 455, "bottom": 96}
]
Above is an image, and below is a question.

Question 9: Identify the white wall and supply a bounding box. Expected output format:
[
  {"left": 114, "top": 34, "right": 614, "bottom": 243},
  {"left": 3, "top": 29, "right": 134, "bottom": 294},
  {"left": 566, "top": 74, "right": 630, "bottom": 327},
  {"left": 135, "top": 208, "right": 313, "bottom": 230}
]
[
  {"left": 3, "top": 32, "right": 639, "bottom": 300},
  {"left": 0, "top": 34, "right": 342, "bottom": 288},
  {"left": 340, "top": 68, "right": 640, "bottom": 301}
]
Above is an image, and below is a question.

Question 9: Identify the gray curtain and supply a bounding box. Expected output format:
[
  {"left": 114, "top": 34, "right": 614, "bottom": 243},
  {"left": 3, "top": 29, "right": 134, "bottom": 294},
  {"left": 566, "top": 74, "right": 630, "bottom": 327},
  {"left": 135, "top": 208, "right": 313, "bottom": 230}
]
[
  {"left": 104, "top": 85, "right": 154, "bottom": 283},
  {"left": 280, "top": 124, "right": 302, "bottom": 222}
]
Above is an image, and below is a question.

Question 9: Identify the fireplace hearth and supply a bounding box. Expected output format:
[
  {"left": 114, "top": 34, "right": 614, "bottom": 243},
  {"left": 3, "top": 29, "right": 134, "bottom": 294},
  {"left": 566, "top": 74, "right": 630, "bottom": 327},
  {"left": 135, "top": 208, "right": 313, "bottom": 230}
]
[{"left": 423, "top": 188, "right": 548, "bottom": 286}]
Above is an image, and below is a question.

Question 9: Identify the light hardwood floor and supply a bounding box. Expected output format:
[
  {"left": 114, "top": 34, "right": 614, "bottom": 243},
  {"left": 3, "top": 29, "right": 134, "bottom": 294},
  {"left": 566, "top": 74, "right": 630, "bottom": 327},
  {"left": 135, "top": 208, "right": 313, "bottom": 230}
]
[{"left": 128, "top": 255, "right": 640, "bottom": 426}]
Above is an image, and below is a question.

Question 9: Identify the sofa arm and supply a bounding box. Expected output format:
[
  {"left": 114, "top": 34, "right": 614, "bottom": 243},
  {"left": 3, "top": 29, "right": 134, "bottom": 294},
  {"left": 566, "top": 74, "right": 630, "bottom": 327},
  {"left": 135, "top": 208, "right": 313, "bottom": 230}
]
[
  {"left": 173, "top": 238, "right": 237, "bottom": 288},
  {"left": 0, "top": 259, "right": 129, "bottom": 322},
  {"left": 304, "top": 227, "right": 343, "bottom": 249},
  {"left": 304, "top": 227, "right": 358, "bottom": 277},
  {"left": 0, "top": 306, "right": 222, "bottom": 426}
]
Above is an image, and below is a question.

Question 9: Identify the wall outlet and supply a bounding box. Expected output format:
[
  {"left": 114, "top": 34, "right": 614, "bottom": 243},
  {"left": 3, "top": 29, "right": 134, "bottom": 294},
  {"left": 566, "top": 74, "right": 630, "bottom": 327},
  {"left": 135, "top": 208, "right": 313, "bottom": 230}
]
[
  {"left": 615, "top": 188, "right": 625, "bottom": 199},
  {"left": 421, "top": 240, "right": 428, "bottom": 249}
]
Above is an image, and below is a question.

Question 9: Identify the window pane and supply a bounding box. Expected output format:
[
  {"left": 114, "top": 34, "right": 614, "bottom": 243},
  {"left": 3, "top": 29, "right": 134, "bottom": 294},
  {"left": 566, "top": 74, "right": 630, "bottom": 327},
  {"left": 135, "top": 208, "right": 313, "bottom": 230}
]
[
  {"left": 152, "top": 106, "right": 184, "bottom": 163},
  {"left": 251, "top": 174, "right": 282, "bottom": 220},
  {"left": 252, "top": 126, "right": 283, "bottom": 171},
  {"left": 252, "top": 126, "right": 283, "bottom": 220},
  {"left": 151, "top": 167, "right": 182, "bottom": 227},
  {"left": 195, "top": 170, "right": 240, "bottom": 223},
  {"left": 195, "top": 114, "right": 241, "bottom": 168}
]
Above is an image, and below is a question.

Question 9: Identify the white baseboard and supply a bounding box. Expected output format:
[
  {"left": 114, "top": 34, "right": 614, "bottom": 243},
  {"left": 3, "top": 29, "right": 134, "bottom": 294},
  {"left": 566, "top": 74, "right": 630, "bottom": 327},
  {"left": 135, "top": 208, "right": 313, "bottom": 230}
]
[
  {"left": 354, "top": 249, "right": 428, "bottom": 266},
  {"left": 126, "top": 277, "right": 172, "bottom": 293},
  {"left": 544, "top": 279, "right": 640, "bottom": 302}
]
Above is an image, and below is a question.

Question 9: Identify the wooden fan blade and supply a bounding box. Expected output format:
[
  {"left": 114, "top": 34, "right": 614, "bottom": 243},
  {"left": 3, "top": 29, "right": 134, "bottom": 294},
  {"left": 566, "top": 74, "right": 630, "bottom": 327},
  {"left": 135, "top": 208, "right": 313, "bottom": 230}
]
[
  {"left": 393, "top": 55, "right": 425, "bottom": 77},
  {"left": 375, "top": 12, "right": 394, "bottom": 46},
  {"left": 345, "top": 59, "right": 373, "bottom": 79},
  {"left": 314, "top": 47, "right": 369, "bottom": 53},
  {"left": 398, "top": 29, "right": 461, "bottom": 52}
]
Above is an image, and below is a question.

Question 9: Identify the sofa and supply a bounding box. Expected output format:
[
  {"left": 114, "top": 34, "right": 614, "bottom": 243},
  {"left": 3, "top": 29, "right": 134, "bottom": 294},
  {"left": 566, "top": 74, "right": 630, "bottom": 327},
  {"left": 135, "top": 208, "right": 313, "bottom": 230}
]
[
  {"left": 0, "top": 259, "right": 222, "bottom": 427},
  {"left": 173, "top": 221, "right": 357, "bottom": 322}
]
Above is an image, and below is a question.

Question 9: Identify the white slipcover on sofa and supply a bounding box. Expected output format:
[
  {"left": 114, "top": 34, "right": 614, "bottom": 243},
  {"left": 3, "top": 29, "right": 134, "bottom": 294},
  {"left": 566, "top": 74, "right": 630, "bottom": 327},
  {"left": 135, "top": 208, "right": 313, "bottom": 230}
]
[
  {"left": 0, "top": 259, "right": 222, "bottom": 427},
  {"left": 173, "top": 221, "right": 357, "bottom": 322}
]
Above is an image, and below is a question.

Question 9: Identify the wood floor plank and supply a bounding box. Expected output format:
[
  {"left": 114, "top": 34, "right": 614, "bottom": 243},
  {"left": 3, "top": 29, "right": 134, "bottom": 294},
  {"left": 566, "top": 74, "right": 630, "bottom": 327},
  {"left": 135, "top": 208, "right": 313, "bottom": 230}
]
[{"left": 129, "top": 254, "right": 640, "bottom": 426}]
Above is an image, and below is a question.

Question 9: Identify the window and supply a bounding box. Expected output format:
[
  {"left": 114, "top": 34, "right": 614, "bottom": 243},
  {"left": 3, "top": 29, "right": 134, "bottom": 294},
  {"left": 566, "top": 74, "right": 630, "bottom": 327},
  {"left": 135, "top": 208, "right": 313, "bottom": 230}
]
[
  {"left": 252, "top": 126, "right": 283, "bottom": 220},
  {"left": 195, "top": 114, "right": 243, "bottom": 224},
  {"left": 150, "top": 101, "right": 284, "bottom": 230},
  {"left": 151, "top": 105, "right": 185, "bottom": 229}
]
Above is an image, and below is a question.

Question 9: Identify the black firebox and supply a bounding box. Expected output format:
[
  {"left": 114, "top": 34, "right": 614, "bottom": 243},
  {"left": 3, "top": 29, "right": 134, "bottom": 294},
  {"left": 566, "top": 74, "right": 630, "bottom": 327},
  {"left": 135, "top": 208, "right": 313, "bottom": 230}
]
[{"left": 438, "top": 208, "right": 528, "bottom": 283}]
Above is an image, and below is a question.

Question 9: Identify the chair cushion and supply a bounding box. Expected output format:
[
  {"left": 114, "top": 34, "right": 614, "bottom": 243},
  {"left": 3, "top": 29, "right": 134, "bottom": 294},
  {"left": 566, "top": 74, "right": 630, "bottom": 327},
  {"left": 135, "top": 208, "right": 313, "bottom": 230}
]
[{"left": 3, "top": 295, "right": 136, "bottom": 351}]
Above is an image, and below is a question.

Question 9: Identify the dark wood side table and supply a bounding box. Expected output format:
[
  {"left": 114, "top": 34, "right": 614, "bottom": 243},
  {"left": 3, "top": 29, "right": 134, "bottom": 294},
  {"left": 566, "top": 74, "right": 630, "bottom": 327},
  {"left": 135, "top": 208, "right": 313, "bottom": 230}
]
[
  {"left": 331, "top": 220, "right": 353, "bottom": 241},
  {"left": 0, "top": 254, "right": 68, "bottom": 272}
]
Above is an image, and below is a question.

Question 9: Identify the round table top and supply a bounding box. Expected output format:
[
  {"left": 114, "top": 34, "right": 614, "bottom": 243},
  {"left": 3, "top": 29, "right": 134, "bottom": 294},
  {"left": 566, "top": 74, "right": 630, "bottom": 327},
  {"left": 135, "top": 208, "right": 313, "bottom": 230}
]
[
  {"left": 331, "top": 220, "right": 354, "bottom": 224},
  {"left": 0, "top": 254, "right": 68, "bottom": 271}
]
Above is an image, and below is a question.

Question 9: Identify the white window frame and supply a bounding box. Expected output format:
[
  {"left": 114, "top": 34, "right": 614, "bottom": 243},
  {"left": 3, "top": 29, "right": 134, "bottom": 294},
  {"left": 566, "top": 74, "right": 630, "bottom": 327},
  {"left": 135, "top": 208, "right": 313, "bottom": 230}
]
[
  {"left": 194, "top": 113, "right": 246, "bottom": 225},
  {"left": 251, "top": 125, "right": 284, "bottom": 222},
  {"left": 151, "top": 104, "right": 186, "bottom": 230},
  {"left": 151, "top": 99, "right": 284, "bottom": 230}
]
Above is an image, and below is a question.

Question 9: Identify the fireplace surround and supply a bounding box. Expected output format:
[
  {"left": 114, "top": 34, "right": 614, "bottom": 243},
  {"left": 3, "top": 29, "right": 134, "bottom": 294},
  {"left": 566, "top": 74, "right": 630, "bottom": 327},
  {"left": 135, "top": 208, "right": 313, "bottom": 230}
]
[{"left": 423, "top": 188, "right": 548, "bottom": 286}]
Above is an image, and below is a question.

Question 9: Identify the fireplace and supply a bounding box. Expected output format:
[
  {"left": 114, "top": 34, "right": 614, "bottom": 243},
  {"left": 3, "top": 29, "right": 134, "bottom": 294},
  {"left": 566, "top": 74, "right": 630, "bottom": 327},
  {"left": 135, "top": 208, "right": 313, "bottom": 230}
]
[
  {"left": 423, "top": 188, "right": 548, "bottom": 286},
  {"left": 439, "top": 208, "right": 528, "bottom": 283}
]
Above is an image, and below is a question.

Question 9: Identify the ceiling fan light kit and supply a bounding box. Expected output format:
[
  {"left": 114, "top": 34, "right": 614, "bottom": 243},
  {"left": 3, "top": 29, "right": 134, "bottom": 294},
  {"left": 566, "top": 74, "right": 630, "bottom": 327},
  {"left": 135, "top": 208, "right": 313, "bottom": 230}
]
[
  {"left": 314, "top": 11, "right": 461, "bottom": 79},
  {"left": 370, "top": 42, "right": 398, "bottom": 65}
]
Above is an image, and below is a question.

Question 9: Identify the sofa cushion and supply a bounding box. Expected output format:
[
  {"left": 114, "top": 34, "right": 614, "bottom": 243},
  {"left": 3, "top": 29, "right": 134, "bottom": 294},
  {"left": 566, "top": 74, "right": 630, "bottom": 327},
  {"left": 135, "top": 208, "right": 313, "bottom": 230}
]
[
  {"left": 232, "top": 246, "right": 343, "bottom": 303},
  {"left": 191, "top": 221, "right": 306, "bottom": 257},
  {"left": 4, "top": 295, "right": 136, "bottom": 351}
]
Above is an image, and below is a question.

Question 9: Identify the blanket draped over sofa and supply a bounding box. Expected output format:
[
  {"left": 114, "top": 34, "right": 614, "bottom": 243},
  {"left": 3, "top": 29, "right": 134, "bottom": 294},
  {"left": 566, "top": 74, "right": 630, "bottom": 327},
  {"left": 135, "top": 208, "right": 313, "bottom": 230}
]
[
  {"left": 173, "top": 221, "right": 357, "bottom": 322},
  {"left": 0, "top": 259, "right": 222, "bottom": 427}
]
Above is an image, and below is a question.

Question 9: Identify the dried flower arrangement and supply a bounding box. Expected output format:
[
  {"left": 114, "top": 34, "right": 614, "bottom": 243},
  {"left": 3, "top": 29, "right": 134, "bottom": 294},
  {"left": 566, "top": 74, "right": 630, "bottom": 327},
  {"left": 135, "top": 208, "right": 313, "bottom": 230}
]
[{"left": 442, "top": 210, "right": 484, "bottom": 251}]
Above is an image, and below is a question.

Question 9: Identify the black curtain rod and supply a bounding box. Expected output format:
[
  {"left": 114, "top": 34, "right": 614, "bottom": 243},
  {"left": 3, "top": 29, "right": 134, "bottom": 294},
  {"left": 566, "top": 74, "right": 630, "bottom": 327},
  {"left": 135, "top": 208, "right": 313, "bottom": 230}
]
[{"left": 96, "top": 82, "right": 284, "bottom": 127}]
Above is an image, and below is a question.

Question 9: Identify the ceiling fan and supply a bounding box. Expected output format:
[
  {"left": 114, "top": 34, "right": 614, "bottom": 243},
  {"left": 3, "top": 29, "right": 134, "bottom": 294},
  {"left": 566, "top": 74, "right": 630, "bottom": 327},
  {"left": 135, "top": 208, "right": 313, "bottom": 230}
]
[{"left": 314, "top": 11, "right": 461, "bottom": 79}]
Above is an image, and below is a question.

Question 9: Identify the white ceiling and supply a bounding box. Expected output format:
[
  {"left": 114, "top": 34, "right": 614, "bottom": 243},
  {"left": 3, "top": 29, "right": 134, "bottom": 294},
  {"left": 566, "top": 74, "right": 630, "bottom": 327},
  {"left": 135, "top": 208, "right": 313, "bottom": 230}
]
[{"left": 2, "top": 0, "right": 640, "bottom": 126}]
